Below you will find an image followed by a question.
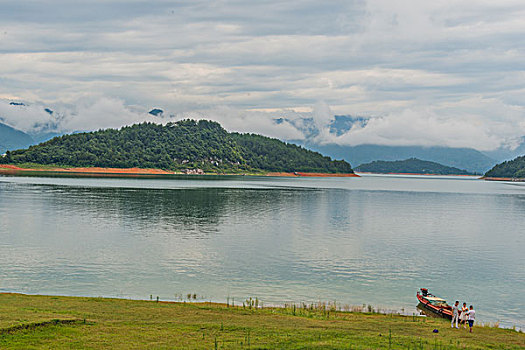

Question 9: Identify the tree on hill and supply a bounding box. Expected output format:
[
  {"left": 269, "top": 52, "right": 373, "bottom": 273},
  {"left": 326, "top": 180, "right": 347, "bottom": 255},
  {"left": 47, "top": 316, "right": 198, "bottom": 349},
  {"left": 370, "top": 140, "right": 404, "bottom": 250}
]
[
  {"left": 1, "top": 119, "right": 353, "bottom": 174},
  {"left": 232, "top": 133, "right": 351, "bottom": 173},
  {"left": 484, "top": 155, "right": 525, "bottom": 178}
]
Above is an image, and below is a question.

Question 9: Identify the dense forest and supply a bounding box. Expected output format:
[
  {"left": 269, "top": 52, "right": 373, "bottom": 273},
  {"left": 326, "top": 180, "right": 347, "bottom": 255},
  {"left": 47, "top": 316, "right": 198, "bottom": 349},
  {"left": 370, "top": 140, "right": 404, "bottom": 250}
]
[
  {"left": 0, "top": 120, "right": 353, "bottom": 174},
  {"left": 484, "top": 155, "right": 525, "bottom": 178},
  {"left": 355, "top": 158, "right": 473, "bottom": 175}
]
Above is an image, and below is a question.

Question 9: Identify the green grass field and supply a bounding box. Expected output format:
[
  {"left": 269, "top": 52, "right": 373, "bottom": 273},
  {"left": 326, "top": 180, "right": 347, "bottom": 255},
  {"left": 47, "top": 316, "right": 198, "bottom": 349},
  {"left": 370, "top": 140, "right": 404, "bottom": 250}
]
[{"left": 0, "top": 293, "right": 523, "bottom": 349}]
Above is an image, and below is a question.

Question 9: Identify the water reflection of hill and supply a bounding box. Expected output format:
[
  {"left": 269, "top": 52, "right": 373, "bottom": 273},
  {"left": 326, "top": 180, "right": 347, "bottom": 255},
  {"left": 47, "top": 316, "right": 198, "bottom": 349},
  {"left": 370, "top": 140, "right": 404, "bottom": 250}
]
[{"left": 33, "top": 185, "right": 317, "bottom": 238}]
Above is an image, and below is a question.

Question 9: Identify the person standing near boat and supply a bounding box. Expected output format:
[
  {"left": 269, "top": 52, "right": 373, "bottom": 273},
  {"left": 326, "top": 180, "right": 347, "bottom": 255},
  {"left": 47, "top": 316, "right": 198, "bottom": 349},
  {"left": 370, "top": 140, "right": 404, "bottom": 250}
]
[
  {"left": 451, "top": 301, "right": 460, "bottom": 328},
  {"left": 460, "top": 302, "right": 468, "bottom": 328},
  {"left": 467, "top": 305, "right": 476, "bottom": 333}
]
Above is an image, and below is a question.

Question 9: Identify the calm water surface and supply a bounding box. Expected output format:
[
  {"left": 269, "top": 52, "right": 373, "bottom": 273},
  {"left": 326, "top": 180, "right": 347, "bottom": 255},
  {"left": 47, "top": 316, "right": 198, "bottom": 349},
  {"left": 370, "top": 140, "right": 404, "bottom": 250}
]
[{"left": 0, "top": 174, "right": 523, "bottom": 328}]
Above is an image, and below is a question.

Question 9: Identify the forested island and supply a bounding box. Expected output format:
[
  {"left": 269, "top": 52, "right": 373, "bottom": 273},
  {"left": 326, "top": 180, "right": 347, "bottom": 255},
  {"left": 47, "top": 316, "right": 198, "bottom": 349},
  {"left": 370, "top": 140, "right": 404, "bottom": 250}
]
[
  {"left": 355, "top": 158, "right": 474, "bottom": 175},
  {"left": 0, "top": 120, "right": 353, "bottom": 174},
  {"left": 484, "top": 155, "right": 525, "bottom": 179}
]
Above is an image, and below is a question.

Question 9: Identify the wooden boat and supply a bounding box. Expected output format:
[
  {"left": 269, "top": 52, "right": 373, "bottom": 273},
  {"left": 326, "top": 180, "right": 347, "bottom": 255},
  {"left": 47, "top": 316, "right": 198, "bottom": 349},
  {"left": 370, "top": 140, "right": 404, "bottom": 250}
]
[{"left": 416, "top": 288, "right": 453, "bottom": 319}]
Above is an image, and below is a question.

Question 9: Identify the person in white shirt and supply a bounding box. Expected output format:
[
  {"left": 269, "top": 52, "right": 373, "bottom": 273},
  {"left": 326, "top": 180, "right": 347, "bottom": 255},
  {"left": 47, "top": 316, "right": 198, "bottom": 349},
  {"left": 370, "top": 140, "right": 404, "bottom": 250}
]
[
  {"left": 460, "top": 302, "right": 468, "bottom": 328},
  {"left": 451, "top": 301, "right": 460, "bottom": 328},
  {"left": 467, "top": 305, "right": 476, "bottom": 333}
]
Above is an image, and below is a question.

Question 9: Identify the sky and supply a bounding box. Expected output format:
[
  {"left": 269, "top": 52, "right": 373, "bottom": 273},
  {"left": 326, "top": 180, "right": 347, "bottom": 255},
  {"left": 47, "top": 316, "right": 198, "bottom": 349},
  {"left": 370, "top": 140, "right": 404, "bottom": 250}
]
[{"left": 1, "top": 0, "right": 524, "bottom": 151}]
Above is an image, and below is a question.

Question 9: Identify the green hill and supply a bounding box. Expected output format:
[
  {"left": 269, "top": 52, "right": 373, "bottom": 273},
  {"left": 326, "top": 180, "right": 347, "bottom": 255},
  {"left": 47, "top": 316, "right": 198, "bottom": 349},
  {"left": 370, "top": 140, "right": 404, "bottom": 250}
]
[
  {"left": 0, "top": 120, "right": 352, "bottom": 174},
  {"left": 355, "top": 158, "right": 474, "bottom": 175},
  {"left": 484, "top": 155, "right": 525, "bottom": 178}
]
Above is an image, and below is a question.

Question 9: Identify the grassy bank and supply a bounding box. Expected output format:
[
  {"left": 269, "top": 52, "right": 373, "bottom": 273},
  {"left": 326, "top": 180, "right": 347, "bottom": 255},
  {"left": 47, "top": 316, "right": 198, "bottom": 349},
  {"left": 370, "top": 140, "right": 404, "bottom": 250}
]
[{"left": 0, "top": 294, "right": 523, "bottom": 349}]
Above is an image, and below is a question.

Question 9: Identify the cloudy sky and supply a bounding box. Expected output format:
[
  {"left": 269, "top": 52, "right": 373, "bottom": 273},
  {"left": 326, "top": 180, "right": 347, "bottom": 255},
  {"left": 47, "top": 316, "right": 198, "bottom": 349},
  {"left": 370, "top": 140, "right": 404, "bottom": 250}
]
[{"left": 1, "top": 0, "right": 524, "bottom": 150}]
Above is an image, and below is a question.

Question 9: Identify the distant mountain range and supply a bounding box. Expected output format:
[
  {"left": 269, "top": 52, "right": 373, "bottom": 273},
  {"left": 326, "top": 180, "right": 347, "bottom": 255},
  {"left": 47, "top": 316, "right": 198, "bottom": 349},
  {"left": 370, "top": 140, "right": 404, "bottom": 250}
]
[
  {"left": 355, "top": 158, "right": 474, "bottom": 175},
  {"left": 2, "top": 107, "right": 524, "bottom": 173},
  {"left": 304, "top": 144, "right": 496, "bottom": 174},
  {"left": 0, "top": 103, "right": 64, "bottom": 153},
  {"left": 0, "top": 123, "right": 35, "bottom": 153},
  {"left": 0, "top": 123, "right": 61, "bottom": 154},
  {"left": 482, "top": 137, "right": 525, "bottom": 162},
  {"left": 282, "top": 115, "right": 523, "bottom": 174}
]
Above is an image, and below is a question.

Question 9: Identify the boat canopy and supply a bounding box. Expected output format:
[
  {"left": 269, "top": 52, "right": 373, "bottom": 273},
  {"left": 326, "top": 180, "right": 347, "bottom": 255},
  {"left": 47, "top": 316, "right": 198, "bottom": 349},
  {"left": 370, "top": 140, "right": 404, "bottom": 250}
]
[
  {"left": 423, "top": 295, "right": 448, "bottom": 306},
  {"left": 423, "top": 296, "right": 447, "bottom": 302}
]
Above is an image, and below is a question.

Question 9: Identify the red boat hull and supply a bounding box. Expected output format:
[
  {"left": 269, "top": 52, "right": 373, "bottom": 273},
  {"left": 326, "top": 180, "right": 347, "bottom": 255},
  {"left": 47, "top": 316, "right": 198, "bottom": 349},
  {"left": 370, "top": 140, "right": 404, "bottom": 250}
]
[{"left": 417, "top": 292, "right": 453, "bottom": 320}]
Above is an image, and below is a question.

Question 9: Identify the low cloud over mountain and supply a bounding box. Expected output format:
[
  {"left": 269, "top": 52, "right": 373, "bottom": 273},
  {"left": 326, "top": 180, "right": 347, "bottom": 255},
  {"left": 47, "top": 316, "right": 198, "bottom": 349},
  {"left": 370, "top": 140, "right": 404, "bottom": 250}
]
[{"left": 1, "top": 98, "right": 524, "bottom": 156}]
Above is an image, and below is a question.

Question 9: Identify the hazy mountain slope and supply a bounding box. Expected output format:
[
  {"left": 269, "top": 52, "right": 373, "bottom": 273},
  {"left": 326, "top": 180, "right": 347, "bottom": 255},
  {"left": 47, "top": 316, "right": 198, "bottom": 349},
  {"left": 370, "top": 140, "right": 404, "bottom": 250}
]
[
  {"left": 279, "top": 115, "right": 497, "bottom": 173},
  {"left": 482, "top": 137, "right": 525, "bottom": 162},
  {"left": 0, "top": 122, "right": 35, "bottom": 153},
  {"left": 301, "top": 144, "right": 496, "bottom": 174},
  {"left": 29, "top": 131, "right": 63, "bottom": 144}
]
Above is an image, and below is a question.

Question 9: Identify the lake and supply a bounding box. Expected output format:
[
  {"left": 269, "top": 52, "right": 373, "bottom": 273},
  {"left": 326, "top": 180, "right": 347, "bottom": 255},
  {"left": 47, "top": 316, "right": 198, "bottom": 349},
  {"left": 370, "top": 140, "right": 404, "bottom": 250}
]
[{"left": 0, "top": 174, "right": 523, "bottom": 328}]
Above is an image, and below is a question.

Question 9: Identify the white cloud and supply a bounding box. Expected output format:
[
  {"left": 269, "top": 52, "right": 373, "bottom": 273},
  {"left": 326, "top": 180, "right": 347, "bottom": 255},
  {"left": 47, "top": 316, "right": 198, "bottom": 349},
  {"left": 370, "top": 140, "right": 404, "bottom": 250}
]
[
  {"left": 59, "top": 98, "right": 149, "bottom": 132},
  {"left": 173, "top": 106, "right": 306, "bottom": 141},
  {"left": 0, "top": 101, "right": 54, "bottom": 133},
  {"left": 326, "top": 99, "right": 525, "bottom": 151},
  {"left": 0, "top": 98, "right": 307, "bottom": 141},
  {"left": 0, "top": 1, "right": 524, "bottom": 150}
]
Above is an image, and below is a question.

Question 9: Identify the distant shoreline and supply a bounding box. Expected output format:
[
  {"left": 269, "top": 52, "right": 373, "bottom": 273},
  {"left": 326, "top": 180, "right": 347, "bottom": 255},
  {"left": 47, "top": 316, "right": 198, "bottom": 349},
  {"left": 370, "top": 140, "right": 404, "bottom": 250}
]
[
  {"left": 356, "top": 172, "right": 525, "bottom": 181},
  {"left": 356, "top": 171, "right": 480, "bottom": 177},
  {"left": 0, "top": 164, "right": 359, "bottom": 178},
  {"left": 481, "top": 176, "right": 525, "bottom": 182},
  {"left": 265, "top": 171, "right": 359, "bottom": 177}
]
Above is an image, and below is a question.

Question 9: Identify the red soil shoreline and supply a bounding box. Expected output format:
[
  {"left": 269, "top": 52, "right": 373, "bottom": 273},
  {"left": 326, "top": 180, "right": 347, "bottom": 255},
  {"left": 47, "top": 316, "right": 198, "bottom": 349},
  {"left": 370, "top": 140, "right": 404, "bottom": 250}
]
[
  {"left": 481, "top": 176, "right": 525, "bottom": 182},
  {"left": 357, "top": 172, "right": 525, "bottom": 181},
  {"left": 0, "top": 165, "right": 358, "bottom": 178}
]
